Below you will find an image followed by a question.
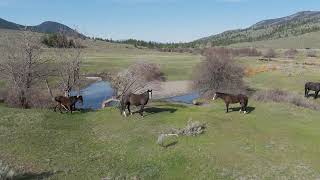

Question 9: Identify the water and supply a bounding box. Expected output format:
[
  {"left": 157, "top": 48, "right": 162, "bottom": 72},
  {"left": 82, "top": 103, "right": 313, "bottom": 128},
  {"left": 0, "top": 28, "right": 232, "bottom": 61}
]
[
  {"left": 72, "top": 81, "right": 115, "bottom": 110},
  {"left": 73, "top": 81, "right": 200, "bottom": 110},
  {"left": 166, "top": 92, "right": 200, "bottom": 104}
]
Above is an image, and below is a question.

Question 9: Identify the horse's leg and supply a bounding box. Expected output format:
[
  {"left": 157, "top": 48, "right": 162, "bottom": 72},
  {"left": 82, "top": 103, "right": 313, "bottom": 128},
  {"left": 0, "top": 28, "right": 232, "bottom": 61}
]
[
  {"left": 140, "top": 105, "right": 145, "bottom": 117},
  {"left": 239, "top": 102, "right": 243, "bottom": 113},
  {"left": 122, "top": 104, "right": 127, "bottom": 117},
  {"left": 59, "top": 104, "right": 63, "bottom": 114},
  {"left": 315, "top": 91, "right": 319, "bottom": 99},
  {"left": 243, "top": 104, "right": 247, "bottom": 114},
  {"left": 226, "top": 103, "right": 229, "bottom": 113},
  {"left": 127, "top": 104, "right": 132, "bottom": 115},
  {"left": 305, "top": 88, "right": 309, "bottom": 97},
  {"left": 54, "top": 104, "right": 58, "bottom": 112}
]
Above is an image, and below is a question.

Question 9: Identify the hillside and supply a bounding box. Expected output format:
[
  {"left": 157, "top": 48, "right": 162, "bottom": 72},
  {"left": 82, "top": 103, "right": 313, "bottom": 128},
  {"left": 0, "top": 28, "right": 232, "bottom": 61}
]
[
  {"left": 229, "top": 31, "right": 320, "bottom": 49},
  {"left": 192, "top": 11, "right": 320, "bottom": 47},
  {"left": 0, "top": 18, "right": 84, "bottom": 38}
]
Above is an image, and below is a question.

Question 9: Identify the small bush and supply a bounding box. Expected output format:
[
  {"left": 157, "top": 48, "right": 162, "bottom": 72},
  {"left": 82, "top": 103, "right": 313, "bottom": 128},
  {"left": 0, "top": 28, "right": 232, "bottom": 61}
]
[
  {"left": 5, "top": 87, "right": 53, "bottom": 109},
  {"left": 285, "top": 49, "right": 298, "bottom": 59},
  {"left": 253, "top": 89, "right": 320, "bottom": 111},
  {"left": 306, "top": 49, "right": 317, "bottom": 57}
]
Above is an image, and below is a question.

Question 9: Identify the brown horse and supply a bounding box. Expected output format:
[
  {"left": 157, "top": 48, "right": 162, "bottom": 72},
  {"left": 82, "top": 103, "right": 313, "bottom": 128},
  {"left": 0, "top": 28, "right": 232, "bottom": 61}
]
[
  {"left": 54, "top": 95, "right": 83, "bottom": 113},
  {"left": 121, "top": 90, "right": 152, "bottom": 117},
  {"left": 213, "top": 92, "right": 248, "bottom": 113}
]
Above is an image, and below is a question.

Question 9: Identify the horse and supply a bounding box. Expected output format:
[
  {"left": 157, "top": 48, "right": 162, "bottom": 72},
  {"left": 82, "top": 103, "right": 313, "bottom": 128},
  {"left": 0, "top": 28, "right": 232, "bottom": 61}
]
[
  {"left": 54, "top": 95, "right": 83, "bottom": 113},
  {"left": 212, "top": 92, "right": 248, "bottom": 113},
  {"left": 305, "top": 82, "right": 320, "bottom": 99},
  {"left": 120, "top": 90, "right": 152, "bottom": 117}
]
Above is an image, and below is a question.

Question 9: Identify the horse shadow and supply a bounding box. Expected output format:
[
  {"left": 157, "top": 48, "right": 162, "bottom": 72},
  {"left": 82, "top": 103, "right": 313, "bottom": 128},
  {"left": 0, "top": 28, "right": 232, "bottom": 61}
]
[
  {"left": 163, "top": 141, "right": 178, "bottom": 148},
  {"left": 77, "top": 108, "right": 96, "bottom": 113},
  {"left": 131, "top": 107, "right": 177, "bottom": 117},
  {"left": 11, "top": 171, "right": 58, "bottom": 180},
  {"left": 229, "top": 106, "right": 255, "bottom": 114}
]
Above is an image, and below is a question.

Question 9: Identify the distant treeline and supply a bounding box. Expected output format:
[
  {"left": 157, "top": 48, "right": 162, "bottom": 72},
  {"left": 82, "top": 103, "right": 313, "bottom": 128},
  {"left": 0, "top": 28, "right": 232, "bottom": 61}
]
[{"left": 90, "top": 37, "right": 189, "bottom": 49}]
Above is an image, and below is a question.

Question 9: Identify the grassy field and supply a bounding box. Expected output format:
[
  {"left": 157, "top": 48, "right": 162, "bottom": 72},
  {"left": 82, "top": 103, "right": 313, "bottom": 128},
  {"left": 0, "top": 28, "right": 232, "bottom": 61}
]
[
  {"left": 82, "top": 47, "right": 202, "bottom": 81},
  {"left": 2, "top": 100, "right": 320, "bottom": 179}
]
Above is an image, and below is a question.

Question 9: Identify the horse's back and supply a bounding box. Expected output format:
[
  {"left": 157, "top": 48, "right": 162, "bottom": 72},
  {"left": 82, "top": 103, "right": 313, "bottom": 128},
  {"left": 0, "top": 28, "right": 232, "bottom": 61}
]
[
  {"left": 306, "top": 82, "right": 320, "bottom": 90},
  {"left": 127, "top": 93, "right": 149, "bottom": 106}
]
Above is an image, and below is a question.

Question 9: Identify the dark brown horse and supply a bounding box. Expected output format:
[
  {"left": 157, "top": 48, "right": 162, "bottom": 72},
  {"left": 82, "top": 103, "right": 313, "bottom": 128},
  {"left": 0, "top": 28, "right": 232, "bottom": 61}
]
[
  {"left": 121, "top": 90, "right": 152, "bottom": 117},
  {"left": 212, "top": 92, "right": 248, "bottom": 113},
  {"left": 305, "top": 82, "right": 320, "bottom": 99},
  {"left": 54, "top": 95, "right": 83, "bottom": 113}
]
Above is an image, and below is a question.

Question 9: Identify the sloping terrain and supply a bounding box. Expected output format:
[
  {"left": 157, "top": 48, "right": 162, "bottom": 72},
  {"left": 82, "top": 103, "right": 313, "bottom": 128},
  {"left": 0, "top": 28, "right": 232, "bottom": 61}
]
[{"left": 192, "top": 11, "right": 320, "bottom": 46}]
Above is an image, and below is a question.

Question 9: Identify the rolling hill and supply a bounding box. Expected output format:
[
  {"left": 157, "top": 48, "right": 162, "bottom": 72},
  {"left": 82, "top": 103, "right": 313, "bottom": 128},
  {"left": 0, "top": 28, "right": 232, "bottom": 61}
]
[
  {"left": 191, "top": 11, "right": 320, "bottom": 47},
  {"left": 0, "top": 18, "right": 85, "bottom": 38}
]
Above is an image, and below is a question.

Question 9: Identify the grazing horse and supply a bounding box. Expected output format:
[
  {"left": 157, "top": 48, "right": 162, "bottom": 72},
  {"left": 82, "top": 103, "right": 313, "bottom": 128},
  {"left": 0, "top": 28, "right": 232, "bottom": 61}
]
[
  {"left": 54, "top": 96, "right": 83, "bottom": 113},
  {"left": 121, "top": 90, "right": 152, "bottom": 117},
  {"left": 305, "top": 82, "right": 320, "bottom": 99},
  {"left": 212, "top": 92, "right": 248, "bottom": 113}
]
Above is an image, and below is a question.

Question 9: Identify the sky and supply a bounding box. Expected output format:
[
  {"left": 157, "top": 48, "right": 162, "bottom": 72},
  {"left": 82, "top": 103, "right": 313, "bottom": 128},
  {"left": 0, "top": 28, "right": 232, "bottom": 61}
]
[{"left": 0, "top": 0, "right": 319, "bottom": 42}]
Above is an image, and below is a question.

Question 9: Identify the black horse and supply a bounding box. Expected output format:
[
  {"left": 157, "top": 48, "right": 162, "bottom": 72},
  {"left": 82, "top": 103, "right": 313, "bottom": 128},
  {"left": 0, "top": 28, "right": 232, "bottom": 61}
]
[
  {"left": 305, "top": 82, "right": 320, "bottom": 99},
  {"left": 212, "top": 92, "right": 248, "bottom": 113},
  {"left": 121, "top": 90, "right": 152, "bottom": 117}
]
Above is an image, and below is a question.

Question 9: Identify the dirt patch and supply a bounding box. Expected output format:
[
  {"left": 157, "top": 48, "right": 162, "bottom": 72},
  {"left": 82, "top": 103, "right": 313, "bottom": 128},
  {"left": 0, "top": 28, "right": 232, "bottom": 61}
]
[{"left": 151, "top": 81, "right": 192, "bottom": 99}]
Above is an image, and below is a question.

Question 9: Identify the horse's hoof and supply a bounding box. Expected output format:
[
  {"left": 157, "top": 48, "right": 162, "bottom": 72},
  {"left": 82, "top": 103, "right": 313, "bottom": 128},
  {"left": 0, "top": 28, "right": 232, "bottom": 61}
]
[
  {"left": 122, "top": 111, "right": 127, "bottom": 117},
  {"left": 130, "top": 113, "right": 133, "bottom": 115}
]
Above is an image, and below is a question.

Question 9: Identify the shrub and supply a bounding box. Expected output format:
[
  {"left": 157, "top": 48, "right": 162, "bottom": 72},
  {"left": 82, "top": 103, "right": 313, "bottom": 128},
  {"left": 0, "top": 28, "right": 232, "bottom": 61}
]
[
  {"left": 284, "top": 48, "right": 298, "bottom": 59},
  {"left": 193, "top": 48, "right": 246, "bottom": 96},
  {"left": 263, "top": 48, "right": 277, "bottom": 59},
  {"left": 253, "top": 89, "right": 320, "bottom": 111}
]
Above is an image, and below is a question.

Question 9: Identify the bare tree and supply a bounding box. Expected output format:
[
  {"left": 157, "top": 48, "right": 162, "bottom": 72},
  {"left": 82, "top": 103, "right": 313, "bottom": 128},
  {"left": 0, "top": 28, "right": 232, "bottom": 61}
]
[
  {"left": 52, "top": 31, "right": 83, "bottom": 97},
  {"left": 111, "top": 62, "right": 165, "bottom": 96},
  {"left": 193, "top": 48, "right": 245, "bottom": 97},
  {"left": 0, "top": 31, "right": 51, "bottom": 108}
]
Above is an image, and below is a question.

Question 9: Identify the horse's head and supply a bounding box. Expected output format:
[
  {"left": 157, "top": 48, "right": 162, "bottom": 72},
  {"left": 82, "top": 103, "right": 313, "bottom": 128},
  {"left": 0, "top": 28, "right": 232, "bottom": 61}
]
[
  {"left": 212, "top": 93, "right": 218, "bottom": 100},
  {"left": 77, "top": 95, "right": 84, "bottom": 105},
  {"left": 212, "top": 92, "right": 223, "bottom": 100},
  {"left": 147, "top": 89, "right": 153, "bottom": 99}
]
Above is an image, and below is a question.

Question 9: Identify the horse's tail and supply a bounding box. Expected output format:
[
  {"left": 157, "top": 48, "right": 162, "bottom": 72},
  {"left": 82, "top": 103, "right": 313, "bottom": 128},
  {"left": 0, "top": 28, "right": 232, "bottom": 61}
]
[{"left": 245, "top": 97, "right": 248, "bottom": 108}]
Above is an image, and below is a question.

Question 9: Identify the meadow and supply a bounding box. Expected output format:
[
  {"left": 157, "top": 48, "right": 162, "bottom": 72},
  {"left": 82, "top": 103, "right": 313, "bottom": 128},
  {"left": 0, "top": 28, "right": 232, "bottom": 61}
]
[{"left": 1, "top": 30, "right": 320, "bottom": 179}]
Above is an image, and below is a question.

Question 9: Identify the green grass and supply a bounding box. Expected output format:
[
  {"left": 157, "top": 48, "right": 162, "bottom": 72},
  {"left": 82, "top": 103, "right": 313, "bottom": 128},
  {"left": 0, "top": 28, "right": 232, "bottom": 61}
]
[
  {"left": 1, "top": 101, "right": 320, "bottom": 179},
  {"left": 81, "top": 47, "right": 202, "bottom": 81}
]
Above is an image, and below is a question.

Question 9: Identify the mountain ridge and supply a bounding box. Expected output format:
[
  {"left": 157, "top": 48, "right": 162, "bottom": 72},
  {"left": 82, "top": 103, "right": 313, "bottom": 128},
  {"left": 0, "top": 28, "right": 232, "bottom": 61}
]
[
  {"left": 0, "top": 18, "right": 85, "bottom": 38},
  {"left": 191, "top": 11, "right": 320, "bottom": 47}
]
